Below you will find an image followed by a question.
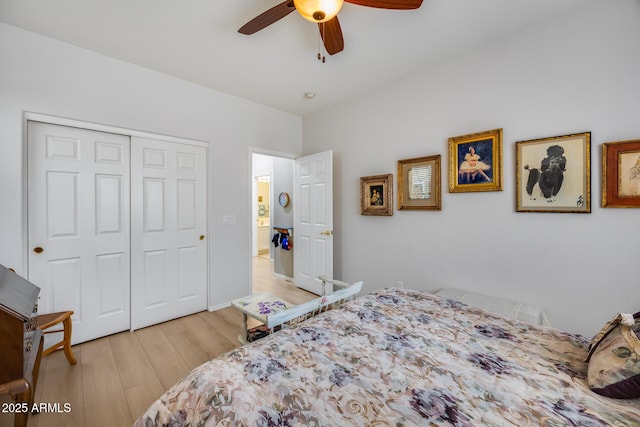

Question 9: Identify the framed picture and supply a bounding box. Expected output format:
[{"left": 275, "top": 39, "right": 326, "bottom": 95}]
[
  {"left": 360, "top": 174, "right": 393, "bottom": 216},
  {"left": 602, "top": 139, "right": 640, "bottom": 208},
  {"left": 448, "top": 128, "right": 503, "bottom": 193},
  {"left": 515, "top": 132, "right": 591, "bottom": 213},
  {"left": 397, "top": 155, "right": 441, "bottom": 210}
]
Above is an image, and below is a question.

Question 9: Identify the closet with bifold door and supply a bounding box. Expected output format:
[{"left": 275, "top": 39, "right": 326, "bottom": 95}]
[{"left": 27, "top": 117, "right": 208, "bottom": 345}]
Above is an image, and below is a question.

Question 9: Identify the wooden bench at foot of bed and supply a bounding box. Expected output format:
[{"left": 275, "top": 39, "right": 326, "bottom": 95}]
[{"left": 231, "top": 279, "right": 363, "bottom": 344}]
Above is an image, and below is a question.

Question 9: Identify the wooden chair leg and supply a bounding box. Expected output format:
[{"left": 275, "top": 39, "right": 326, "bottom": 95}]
[{"left": 62, "top": 315, "right": 77, "bottom": 365}]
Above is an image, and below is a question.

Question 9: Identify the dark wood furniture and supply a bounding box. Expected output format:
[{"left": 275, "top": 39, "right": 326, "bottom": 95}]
[{"left": 0, "top": 265, "right": 43, "bottom": 427}]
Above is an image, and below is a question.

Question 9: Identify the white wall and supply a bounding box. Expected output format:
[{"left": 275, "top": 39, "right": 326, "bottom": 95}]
[
  {"left": 302, "top": 0, "right": 640, "bottom": 336},
  {"left": 0, "top": 22, "right": 302, "bottom": 306}
]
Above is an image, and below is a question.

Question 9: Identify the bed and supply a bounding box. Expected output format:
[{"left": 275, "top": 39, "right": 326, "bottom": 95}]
[{"left": 134, "top": 288, "right": 640, "bottom": 426}]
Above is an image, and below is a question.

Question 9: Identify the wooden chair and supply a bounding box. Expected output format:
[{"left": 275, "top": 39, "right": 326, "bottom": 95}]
[{"left": 36, "top": 311, "right": 77, "bottom": 365}]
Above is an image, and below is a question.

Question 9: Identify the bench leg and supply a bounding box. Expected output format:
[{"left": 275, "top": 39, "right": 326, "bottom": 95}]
[{"left": 237, "top": 313, "right": 249, "bottom": 345}]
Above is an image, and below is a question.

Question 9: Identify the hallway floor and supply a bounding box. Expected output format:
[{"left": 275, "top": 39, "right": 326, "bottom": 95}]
[{"left": 252, "top": 255, "right": 316, "bottom": 305}]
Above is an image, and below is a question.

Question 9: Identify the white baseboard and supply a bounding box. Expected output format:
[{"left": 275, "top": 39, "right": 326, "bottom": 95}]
[
  {"left": 208, "top": 301, "right": 231, "bottom": 312},
  {"left": 273, "top": 272, "right": 293, "bottom": 282}
]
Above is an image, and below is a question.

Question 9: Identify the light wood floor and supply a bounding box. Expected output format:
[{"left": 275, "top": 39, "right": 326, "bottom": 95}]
[{"left": 1, "top": 257, "right": 315, "bottom": 427}]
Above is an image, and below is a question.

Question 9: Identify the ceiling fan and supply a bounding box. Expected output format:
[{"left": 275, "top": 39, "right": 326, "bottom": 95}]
[{"left": 238, "top": 0, "right": 424, "bottom": 56}]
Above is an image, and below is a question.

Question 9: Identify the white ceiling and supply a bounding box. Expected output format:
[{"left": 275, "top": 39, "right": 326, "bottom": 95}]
[{"left": 0, "top": 0, "right": 592, "bottom": 117}]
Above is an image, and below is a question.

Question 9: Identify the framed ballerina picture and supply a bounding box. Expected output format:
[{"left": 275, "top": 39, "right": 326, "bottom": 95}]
[{"left": 448, "top": 128, "right": 503, "bottom": 193}]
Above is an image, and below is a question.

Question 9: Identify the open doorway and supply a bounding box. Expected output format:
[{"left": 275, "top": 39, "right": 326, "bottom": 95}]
[
  {"left": 251, "top": 152, "right": 299, "bottom": 299},
  {"left": 251, "top": 152, "right": 294, "bottom": 269},
  {"left": 250, "top": 150, "right": 334, "bottom": 302}
]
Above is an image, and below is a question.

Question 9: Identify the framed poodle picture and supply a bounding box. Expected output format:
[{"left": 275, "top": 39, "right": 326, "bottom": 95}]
[
  {"left": 602, "top": 139, "right": 640, "bottom": 208},
  {"left": 515, "top": 132, "right": 591, "bottom": 213},
  {"left": 448, "top": 128, "right": 503, "bottom": 193},
  {"left": 360, "top": 174, "right": 393, "bottom": 216}
]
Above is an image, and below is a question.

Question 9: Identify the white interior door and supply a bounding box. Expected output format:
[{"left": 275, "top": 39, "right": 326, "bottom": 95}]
[
  {"left": 130, "top": 137, "right": 208, "bottom": 330},
  {"left": 294, "top": 150, "right": 333, "bottom": 295},
  {"left": 28, "top": 121, "right": 131, "bottom": 344}
]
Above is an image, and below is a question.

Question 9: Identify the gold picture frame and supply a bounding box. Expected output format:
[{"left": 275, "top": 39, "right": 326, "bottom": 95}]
[
  {"left": 602, "top": 139, "right": 640, "bottom": 208},
  {"left": 448, "top": 128, "right": 503, "bottom": 193},
  {"left": 360, "top": 174, "right": 393, "bottom": 216},
  {"left": 397, "top": 155, "right": 441, "bottom": 210},
  {"left": 516, "top": 132, "right": 591, "bottom": 213}
]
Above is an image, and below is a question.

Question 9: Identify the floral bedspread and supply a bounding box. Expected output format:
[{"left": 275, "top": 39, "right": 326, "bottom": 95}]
[{"left": 134, "top": 288, "right": 640, "bottom": 426}]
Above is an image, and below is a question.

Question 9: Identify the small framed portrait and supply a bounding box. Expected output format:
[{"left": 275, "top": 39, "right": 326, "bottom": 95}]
[
  {"left": 360, "top": 174, "right": 393, "bottom": 216},
  {"left": 602, "top": 139, "right": 640, "bottom": 208},
  {"left": 448, "top": 128, "right": 503, "bottom": 193},
  {"left": 515, "top": 132, "right": 591, "bottom": 213},
  {"left": 397, "top": 155, "right": 441, "bottom": 210}
]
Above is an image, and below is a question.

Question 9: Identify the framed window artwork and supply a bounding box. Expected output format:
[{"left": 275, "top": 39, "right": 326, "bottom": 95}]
[
  {"left": 360, "top": 174, "right": 393, "bottom": 216},
  {"left": 448, "top": 128, "right": 503, "bottom": 193},
  {"left": 515, "top": 132, "right": 591, "bottom": 213},
  {"left": 602, "top": 139, "right": 640, "bottom": 208},
  {"left": 397, "top": 155, "right": 441, "bottom": 210}
]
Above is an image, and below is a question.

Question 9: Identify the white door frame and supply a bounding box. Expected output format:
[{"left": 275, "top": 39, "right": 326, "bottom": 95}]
[{"left": 252, "top": 173, "right": 272, "bottom": 258}]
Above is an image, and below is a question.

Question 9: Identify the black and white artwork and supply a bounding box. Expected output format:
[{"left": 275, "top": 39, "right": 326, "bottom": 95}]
[{"left": 516, "top": 133, "right": 590, "bottom": 213}]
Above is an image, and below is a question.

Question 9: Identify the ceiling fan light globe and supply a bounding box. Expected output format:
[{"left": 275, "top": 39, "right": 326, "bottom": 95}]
[{"left": 294, "top": 0, "right": 344, "bottom": 23}]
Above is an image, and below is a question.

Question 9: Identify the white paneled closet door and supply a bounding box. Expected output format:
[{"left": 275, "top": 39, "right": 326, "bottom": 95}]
[
  {"left": 130, "top": 137, "right": 208, "bottom": 330},
  {"left": 28, "top": 121, "right": 131, "bottom": 344}
]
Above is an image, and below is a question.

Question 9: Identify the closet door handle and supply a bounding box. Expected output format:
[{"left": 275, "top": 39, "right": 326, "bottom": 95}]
[
  {"left": 33, "top": 246, "right": 44, "bottom": 254},
  {"left": 199, "top": 235, "right": 205, "bottom": 241}
]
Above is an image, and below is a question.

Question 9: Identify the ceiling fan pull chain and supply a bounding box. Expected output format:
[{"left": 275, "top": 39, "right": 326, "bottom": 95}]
[
  {"left": 317, "top": 25, "right": 322, "bottom": 62},
  {"left": 318, "top": 22, "right": 326, "bottom": 63}
]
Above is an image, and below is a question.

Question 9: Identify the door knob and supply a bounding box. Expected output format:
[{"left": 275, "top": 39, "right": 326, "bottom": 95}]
[
  {"left": 199, "top": 235, "right": 205, "bottom": 241},
  {"left": 33, "top": 247, "right": 44, "bottom": 254},
  {"left": 320, "top": 230, "right": 333, "bottom": 236}
]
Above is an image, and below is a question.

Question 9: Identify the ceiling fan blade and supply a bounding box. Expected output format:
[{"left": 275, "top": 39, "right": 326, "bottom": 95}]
[
  {"left": 345, "top": 0, "right": 423, "bottom": 9},
  {"left": 319, "top": 17, "right": 344, "bottom": 55},
  {"left": 238, "top": 1, "right": 296, "bottom": 35}
]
